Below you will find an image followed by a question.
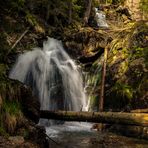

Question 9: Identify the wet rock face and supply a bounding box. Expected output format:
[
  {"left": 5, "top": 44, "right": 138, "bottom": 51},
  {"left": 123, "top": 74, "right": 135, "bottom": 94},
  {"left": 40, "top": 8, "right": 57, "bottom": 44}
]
[
  {"left": 64, "top": 28, "right": 112, "bottom": 58},
  {"left": 20, "top": 85, "right": 40, "bottom": 124},
  {"left": 27, "top": 125, "right": 49, "bottom": 148}
]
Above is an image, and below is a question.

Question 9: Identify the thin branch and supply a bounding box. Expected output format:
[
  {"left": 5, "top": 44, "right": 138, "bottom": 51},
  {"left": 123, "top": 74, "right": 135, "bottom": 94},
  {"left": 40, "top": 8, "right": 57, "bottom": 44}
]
[
  {"left": 11, "top": 28, "right": 29, "bottom": 49},
  {"left": 45, "top": 133, "right": 60, "bottom": 146},
  {"left": 7, "top": 27, "right": 30, "bottom": 55}
]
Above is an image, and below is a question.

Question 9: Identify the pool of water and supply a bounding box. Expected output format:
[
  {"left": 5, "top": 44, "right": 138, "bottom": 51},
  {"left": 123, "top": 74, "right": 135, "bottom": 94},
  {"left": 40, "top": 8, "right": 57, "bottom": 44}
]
[{"left": 46, "top": 122, "right": 148, "bottom": 148}]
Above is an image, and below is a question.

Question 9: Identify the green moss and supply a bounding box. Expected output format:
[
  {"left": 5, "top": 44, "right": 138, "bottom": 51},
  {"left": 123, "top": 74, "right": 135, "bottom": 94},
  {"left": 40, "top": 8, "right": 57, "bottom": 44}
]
[
  {"left": 89, "top": 95, "right": 99, "bottom": 111},
  {"left": 113, "top": 82, "right": 133, "bottom": 99},
  {"left": 105, "top": 81, "right": 134, "bottom": 109},
  {"left": 2, "top": 100, "right": 22, "bottom": 116},
  {"left": 25, "top": 11, "right": 38, "bottom": 27},
  {"left": 0, "top": 77, "right": 32, "bottom": 136},
  {"left": 117, "top": 61, "right": 128, "bottom": 77},
  {"left": 0, "top": 99, "right": 23, "bottom": 135}
]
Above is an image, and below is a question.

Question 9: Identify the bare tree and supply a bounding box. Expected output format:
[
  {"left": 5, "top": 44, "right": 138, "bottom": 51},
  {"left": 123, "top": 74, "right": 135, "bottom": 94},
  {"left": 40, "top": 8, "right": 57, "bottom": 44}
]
[{"left": 99, "top": 46, "right": 108, "bottom": 112}]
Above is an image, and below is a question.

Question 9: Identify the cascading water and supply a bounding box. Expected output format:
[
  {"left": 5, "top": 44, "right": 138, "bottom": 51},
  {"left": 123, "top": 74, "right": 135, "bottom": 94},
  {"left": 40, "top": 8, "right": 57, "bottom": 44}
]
[
  {"left": 9, "top": 37, "right": 88, "bottom": 114},
  {"left": 84, "top": 56, "right": 104, "bottom": 111},
  {"left": 94, "top": 8, "right": 109, "bottom": 28}
]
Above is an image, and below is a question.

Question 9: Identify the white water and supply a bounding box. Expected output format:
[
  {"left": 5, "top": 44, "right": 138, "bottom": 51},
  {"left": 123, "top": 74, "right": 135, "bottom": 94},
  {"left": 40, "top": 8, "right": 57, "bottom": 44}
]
[
  {"left": 9, "top": 37, "right": 88, "bottom": 113},
  {"left": 46, "top": 122, "right": 93, "bottom": 138}
]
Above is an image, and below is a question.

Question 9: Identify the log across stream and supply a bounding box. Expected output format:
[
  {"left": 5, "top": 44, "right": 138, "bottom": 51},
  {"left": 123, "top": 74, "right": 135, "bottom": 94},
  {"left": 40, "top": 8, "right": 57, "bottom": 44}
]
[{"left": 40, "top": 110, "right": 148, "bottom": 127}]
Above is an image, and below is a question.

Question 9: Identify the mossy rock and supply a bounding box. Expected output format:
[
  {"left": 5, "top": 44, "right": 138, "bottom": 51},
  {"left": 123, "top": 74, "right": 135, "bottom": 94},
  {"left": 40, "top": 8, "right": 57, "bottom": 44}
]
[
  {"left": 64, "top": 28, "right": 112, "bottom": 58},
  {"left": 104, "top": 21, "right": 148, "bottom": 110}
]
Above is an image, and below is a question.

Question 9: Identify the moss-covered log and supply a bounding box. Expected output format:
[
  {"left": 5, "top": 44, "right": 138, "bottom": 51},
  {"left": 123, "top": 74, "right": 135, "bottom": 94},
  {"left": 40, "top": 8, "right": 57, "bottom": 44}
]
[
  {"left": 131, "top": 108, "right": 148, "bottom": 113},
  {"left": 40, "top": 110, "right": 148, "bottom": 127}
]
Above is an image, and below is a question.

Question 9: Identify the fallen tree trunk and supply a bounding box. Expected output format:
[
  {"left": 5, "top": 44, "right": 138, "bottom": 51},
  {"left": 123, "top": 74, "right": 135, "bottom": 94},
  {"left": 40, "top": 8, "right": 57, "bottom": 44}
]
[
  {"left": 40, "top": 110, "right": 148, "bottom": 127},
  {"left": 131, "top": 108, "right": 148, "bottom": 113}
]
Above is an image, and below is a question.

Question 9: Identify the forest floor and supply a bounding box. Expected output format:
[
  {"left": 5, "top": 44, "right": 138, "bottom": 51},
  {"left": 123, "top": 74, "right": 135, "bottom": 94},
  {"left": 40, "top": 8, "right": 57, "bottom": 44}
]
[{"left": 0, "top": 136, "right": 38, "bottom": 148}]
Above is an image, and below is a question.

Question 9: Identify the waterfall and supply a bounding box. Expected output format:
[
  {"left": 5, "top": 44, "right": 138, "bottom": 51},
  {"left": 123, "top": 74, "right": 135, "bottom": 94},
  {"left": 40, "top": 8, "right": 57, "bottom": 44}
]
[
  {"left": 84, "top": 56, "right": 104, "bottom": 111},
  {"left": 94, "top": 8, "right": 109, "bottom": 28},
  {"left": 9, "top": 37, "right": 88, "bottom": 113}
]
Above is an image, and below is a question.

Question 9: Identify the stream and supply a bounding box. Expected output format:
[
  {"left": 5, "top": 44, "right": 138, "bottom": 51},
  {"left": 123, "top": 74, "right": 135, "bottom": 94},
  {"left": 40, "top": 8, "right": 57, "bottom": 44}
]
[{"left": 46, "top": 122, "right": 148, "bottom": 148}]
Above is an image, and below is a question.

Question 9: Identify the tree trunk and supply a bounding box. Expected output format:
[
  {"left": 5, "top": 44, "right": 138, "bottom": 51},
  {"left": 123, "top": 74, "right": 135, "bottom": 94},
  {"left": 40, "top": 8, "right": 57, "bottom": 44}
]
[
  {"left": 68, "top": 0, "right": 72, "bottom": 24},
  {"left": 99, "top": 46, "right": 108, "bottom": 111},
  {"left": 40, "top": 110, "right": 148, "bottom": 127},
  {"left": 83, "top": 0, "right": 92, "bottom": 25},
  {"left": 46, "top": 2, "right": 50, "bottom": 21}
]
